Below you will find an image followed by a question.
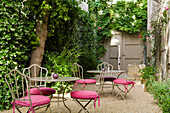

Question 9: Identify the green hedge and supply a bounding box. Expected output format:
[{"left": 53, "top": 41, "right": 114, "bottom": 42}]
[{"left": 148, "top": 79, "right": 170, "bottom": 113}]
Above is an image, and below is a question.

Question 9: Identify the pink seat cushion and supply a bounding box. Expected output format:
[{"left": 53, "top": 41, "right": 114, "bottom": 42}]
[
  {"left": 113, "top": 79, "right": 135, "bottom": 85},
  {"left": 15, "top": 95, "right": 50, "bottom": 107},
  {"left": 71, "top": 90, "right": 99, "bottom": 99},
  {"left": 76, "top": 79, "right": 96, "bottom": 84},
  {"left": 30, "top": 87, "right": 56, "bottom": 95}
]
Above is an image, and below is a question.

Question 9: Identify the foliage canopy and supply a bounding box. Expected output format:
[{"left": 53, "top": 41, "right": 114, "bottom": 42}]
[
  {"left": 0, "top": 0, "right": 148, "bottom": 111},
  {"left": 89, "top": 0, "right": 147, "bottom": 41}
]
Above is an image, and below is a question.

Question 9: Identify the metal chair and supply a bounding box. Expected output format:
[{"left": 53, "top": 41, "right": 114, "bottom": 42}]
[
  {"left": 71, "top": 90, "right": 100, "bottom": 113},
  {"left": 71, "top": 62, "right": 96, "bottom": 90},
  {"left": 97, "top": 62, "right": 116, "bottom": 94},
  {"left": 113, "top": 75, "right": 135, "bottom": 100},
  {"left": 5, "top": 69, "right": 51, "bottom": 113},
  {"left": 70, "top": 79, "right": 100, "bottom": 113},
  {"left": 23, "top": 64, "right": 56, "bottom": 99},
  {"left": 71, "top": 63, "right": 100, "bottom": 112}
]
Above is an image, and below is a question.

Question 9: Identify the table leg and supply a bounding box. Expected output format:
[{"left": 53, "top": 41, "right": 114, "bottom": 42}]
[
  {"left": 62, "top": 91, "right": 71, "bottom": 113},
  {"left": 62, "top": 83, "right": 71, "bottom": 113},
  {"left": 58, "top": 93, "right": 60, "bottom": 113}
]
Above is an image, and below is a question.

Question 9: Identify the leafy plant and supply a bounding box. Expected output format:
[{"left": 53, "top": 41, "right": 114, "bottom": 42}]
[
  {"left": 139, "top": 7, "right": 169, "bottom": 67},
  {"left": 43, "top": 47, "right": 81, "bottom": 93},
  {"left": 45, "top": 0, "right": 105, "bottom": 78},
  {"left": 139, "top": 66, "right": 158, "bottom": 86},
  {"left": 79, "top": 45, "right": 105, "bottom": 78},
  {"left": 148, "top": 80, "right": 170, "bottom": 113},
  {"left": 88, "top": 0, "right": 147, "bottom": 42},
  {"left": 44, "top": 47, "right": 81, "bottom": 75},
  {"left": 0, "top": 0, "right": 37, "bottom": 111}
]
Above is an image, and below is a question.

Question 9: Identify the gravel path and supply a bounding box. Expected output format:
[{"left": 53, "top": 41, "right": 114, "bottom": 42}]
[{"left": 1, "top": 81, "right": 162, "bottom": 113}]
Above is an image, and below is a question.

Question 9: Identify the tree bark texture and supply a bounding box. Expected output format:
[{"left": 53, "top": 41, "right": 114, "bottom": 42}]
[{"left": 29, "top": 2, "right": 49, "bottom": 77}]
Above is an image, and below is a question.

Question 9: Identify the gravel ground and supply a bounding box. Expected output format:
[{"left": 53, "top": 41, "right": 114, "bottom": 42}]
[{"left": 1, "top": 81, "right": 162, "bottom": 113}]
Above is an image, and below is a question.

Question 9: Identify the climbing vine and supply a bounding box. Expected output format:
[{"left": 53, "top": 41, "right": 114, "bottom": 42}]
[
  {"left": 139, "top": 7, "right": 169, "bottom": 66},
  {"left": 0, "top": 0, "right": 38, "bottom": 110},
  {"left": 88, "top": 0, "right": 147, "bottom": 42}
]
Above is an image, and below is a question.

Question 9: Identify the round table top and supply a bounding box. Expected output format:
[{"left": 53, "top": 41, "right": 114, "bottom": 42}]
[
  {"left": 87, "top": 70, "right": 126, "bottom": 73},
  {"left": 30, "top": 77, "right": 80, "bottom": 82}
]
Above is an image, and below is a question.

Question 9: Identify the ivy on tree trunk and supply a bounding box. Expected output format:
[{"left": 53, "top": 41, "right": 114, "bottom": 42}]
[{"left": 30, "top": 0, "right": 49, "bottom": 70}]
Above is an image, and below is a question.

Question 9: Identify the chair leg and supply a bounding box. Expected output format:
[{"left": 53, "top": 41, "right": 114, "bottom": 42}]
[
  {"left": 47, "top": 94, "right": 53, "bottom": 113},
  {"left": 101, "top": 81, "right": 105, "bottom": 93},
  {"left": 44, "top": 103, "right": 51, "bottom": 113},
  {"left": 111, "top": 82, "right": 115, "bottom": 94},
  {"left": 74, "top": 99, "right": 93, "bottom": 113},
  {"left": 101, "top": 85, "right": 104, "bottom": 93},
  {"left": 113, "top": 84, "right": 134, "bottom": 100},
  {"left": 113, "top": 90, "right": 125, "bottom": 100},
  {"left": 49, "top": 94, "right": 53, "bottom": 99},
  {"left": 16, "top": 106, "right": 22, "bottom": 113},
  {"left": 97, "top": 83, "right": 102, "bottom": 94}
]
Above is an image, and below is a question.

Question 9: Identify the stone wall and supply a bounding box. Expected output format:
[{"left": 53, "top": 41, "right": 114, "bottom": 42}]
[{"left": 127, "top": 63, "right": 145, "bottom": 81}]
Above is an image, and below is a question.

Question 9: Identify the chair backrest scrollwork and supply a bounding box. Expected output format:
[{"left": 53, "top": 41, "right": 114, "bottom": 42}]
[
  {"left": 71, "top": 62, "right": 83, "bottom": 79},
  {"left": 97, "top": 62, "right": 114, "bottom": 79},
  {"left": 5, "top": 69, "right": 32, "bottom": 106},
  {"left": 23, "top": 64, "right": 48, "bottom": 87}
]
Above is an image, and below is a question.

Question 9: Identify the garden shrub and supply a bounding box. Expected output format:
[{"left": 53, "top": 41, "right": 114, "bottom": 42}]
[
  {"left": 79, "top": 46, "right": 106, "bottom": 78},
  {"left": 45, "top": 0, "right": 105, "bottom": 78},
  {"left": 43, "top": 47, "right": 81, "bottom": 76},
  {"left": 0, "top": 0, "right": 148, "bottom": 111},
  {"left": 139, "top": 66, "right": 158, "bottom": 86},
  {"left": 0, "top": 0, "right": 37, "bottom": 111},
  {"left": 43, "top": 47, "right": 81, "bottom": 92},
  {"left": 88, "top": 0, "right": 147, "bottom": 42},
  {"left": 148, "top": 79, "right": 170, "bottom": 113}
]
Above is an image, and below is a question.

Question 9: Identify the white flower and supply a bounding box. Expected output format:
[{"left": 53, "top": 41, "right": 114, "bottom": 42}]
[
  {"left": 139, "top": 3, "right": 143, "bottom": 6},
  {"left": 131, "top": 22, "right": 134, "bottom": 26},
  {"left": 115, "top": 14, "right": 119, "bottom": 17},
  {"left": 10, "top": 28, "right": 15, "bottom": 31},
  {"left": 132, "top": 15, "right": 135, "bottom": 19},
  {"left": 13, "top": 62, "right": 17, "bottom": 64},
  {"left": 98, "top": 10, "right": 103, "bottom": 15}
]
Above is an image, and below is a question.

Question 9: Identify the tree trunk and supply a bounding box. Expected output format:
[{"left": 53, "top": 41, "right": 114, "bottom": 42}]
[{"left": 30, "top": 4, "right": 49, "bottom": 71}]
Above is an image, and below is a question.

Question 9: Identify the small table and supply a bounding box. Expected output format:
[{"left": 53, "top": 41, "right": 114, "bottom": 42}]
[
  {"left": 87, "top": 70, "right": 126, "bottom": 94},
  {"left": 30, "top": 77, "right": 79, "bottom": 113},
  {"left": 87, "top": 70, "right": 125, "bottom": 79},
  {"left": 30, "top": 76, "right": 80, "bottom": 82}
]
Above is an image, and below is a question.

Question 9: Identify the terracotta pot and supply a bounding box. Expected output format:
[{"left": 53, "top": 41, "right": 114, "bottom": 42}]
[
  {"left": 144, "top": 85, "right": 148, "bottom": 92},
  {"left": 141, "top": 78, "right": 146, "bottom": 84}
]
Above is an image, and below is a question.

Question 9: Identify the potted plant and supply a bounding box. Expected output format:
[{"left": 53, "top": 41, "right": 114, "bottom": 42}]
[{"left": 139, "top": 66, "right": 158, "bottom": 91}]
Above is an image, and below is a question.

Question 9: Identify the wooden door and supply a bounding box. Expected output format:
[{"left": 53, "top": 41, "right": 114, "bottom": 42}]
[
  {"left": 109, "top": 45, "right": 118, "bottom": 69},
  {"left": 121, "top": 33, "right": 143, "bottom": 70}
]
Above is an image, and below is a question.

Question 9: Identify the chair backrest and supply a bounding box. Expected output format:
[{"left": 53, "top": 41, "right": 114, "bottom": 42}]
[
  {"left": 5, "top": 69, "right": 32, "bottom": 106},
  {"left": 97, "top": 62, "right": 114, "bottom": 78},
  {"left": 71, "top": 62, "right": 83, "bottom": 79},
  {"left": 23, "top": 64, "right": 48, "bottom": 87},
  {"left": 97, "top": 62, "right": 113, "bottom": 71}
]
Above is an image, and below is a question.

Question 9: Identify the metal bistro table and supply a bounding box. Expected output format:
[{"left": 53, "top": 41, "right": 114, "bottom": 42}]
[
  {"left": 87, "top": 70, "right": 126, "bottom": 79},
  {"left": 87, "top": 70, "right": 126, "bottom": 94},
  {"left": 30, "top": 76, "right": 80, "bottom": 113}
]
